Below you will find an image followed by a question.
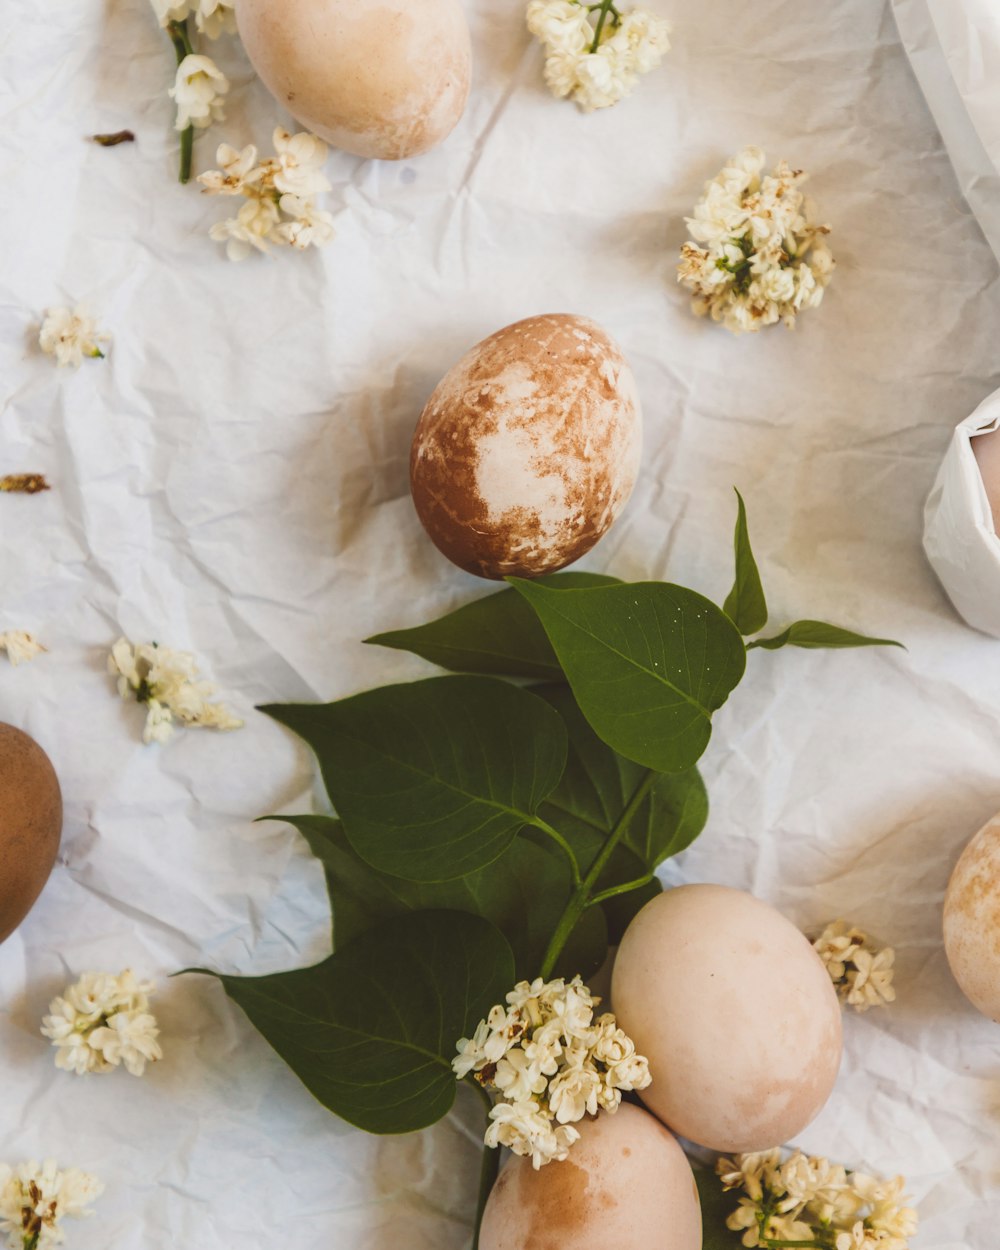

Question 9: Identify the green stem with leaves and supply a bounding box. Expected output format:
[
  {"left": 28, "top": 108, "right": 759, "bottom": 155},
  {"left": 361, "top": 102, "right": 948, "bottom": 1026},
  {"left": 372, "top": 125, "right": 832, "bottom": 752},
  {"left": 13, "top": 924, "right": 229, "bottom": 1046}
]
[
  {"left": 166, "top": 19, "right": 195, "bottom": 184},
  {"left": 538, "top": 769, "right": 656, "bottom": 978}
]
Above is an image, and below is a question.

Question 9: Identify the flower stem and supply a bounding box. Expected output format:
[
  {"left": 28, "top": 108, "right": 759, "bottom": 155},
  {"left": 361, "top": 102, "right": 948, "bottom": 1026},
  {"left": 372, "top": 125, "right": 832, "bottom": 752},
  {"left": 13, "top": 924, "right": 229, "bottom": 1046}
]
[
  {"left": 466, "top": 1078, "right": 497, "bottom": 1250},
  {"left": 166, "top": 19, "right": 195, "bottom": 184},
  {"left": 588, "top": 0, "right": 621, "bottom": 52},
  {"left": 538, "top": 769, "right": 656, "bottom": 978}
]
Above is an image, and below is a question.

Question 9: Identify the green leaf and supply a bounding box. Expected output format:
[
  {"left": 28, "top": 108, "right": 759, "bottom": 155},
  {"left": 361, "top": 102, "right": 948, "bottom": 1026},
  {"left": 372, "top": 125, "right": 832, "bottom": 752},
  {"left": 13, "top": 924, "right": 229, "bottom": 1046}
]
[
  {"left": 366, "top": 572, "right": 621, "bottom": 681},
  {"left": 694, "top": 1167, "right": 743, "bottom": 1250},
  {"left": 261, "top": 676, "right": 567, "bottom": 883},
  {"left": 723, "top": 489, "right": 767, "bottom": 636},
  {"left": 510, "top": 580, "right": 746, "bottom": 773},
  {"left": 748, "top": 621, "right": 904, "bottom": 651},
  {"left": 211, "top": 910, "right": 514, "bottom": 1135},
  {"left": 276, "top": 815, "right": 607, "bottom": 981},
  {"left": 535, "top": 684, "right": 708, "bottom": 874}
]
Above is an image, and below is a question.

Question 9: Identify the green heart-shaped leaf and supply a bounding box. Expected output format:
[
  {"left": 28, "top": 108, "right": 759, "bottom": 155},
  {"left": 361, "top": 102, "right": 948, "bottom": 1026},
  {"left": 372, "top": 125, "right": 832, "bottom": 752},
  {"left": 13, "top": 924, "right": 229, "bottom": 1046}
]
[
  {"left": 366, "top": 572, "right": 621, "bottom": 680},
  {"left": 535, "top": 684, "right": 708, "bottom": 874},
  {"left": 211, "top": 910, "right": 514, "bottom": 1135},
  {"left": 723, "top": 489, "right": 767, "bottom": 636},
  {"left": 262, "top": 677, "right": 567, "bottom": 883},
  {"left": 511, "top": 581, "right": 746, "bottom": 773},
  {"left": 749, "top": 621, "right": 903, "bottom": 651},
  {"left": 278, "top": 815, "right": 607, "bottom": 981}
]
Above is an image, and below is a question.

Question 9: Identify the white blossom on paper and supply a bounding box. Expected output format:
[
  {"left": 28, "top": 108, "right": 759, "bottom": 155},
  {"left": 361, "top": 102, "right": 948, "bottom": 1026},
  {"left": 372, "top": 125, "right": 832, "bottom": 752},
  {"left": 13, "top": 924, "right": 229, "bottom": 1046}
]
[
  {"left": 41, "top": 970, "right": 162, "bottom": 1077},
  {"left": 717, "top": 1149, "right": 917, "bottom": 1250},
  {"left": 0, "top": 632, "right": 46, "bottom": 667},
  {"left": 169, "top": 53, "right": 229, "bottom": 130},
  {"left": 526, "top": 0, "right": 671, "bottom": 111},
  {"left": 677, "top": 147, "right": 835, "bottom": 334},
  {"left": 38, "top": 307, "right": 108, "bottom": 369},
  {"left": 453, "top": 975, "right": 651, "bottom": 1168},
  {"left": 0, "top": 1160, "right": 103, "bottom": 1250},
  {"left": 198, "top": 130, "right": 335, "bottom": 260},
  {"left": 108, "top": 638, "right": 243, "bottom": 744},
  {"left": 149, "top": 0, "right": 236, "bottom": 38},
  {"left": 813, "top": 920, "right": 896, "bottom": 1012}
]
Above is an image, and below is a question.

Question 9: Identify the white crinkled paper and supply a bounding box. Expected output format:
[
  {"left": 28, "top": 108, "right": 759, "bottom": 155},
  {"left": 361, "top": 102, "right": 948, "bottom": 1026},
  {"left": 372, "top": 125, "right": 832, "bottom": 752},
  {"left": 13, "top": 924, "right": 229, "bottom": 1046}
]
[
  {"left": 924, "top": 395, "right": 1000, "bottom": 639},
  {"left": 891, "top": 0, "right": 1000, "bottom": 263},
  {"left": 2, "top": 2, "right": 1000, "bottom": 1249}
]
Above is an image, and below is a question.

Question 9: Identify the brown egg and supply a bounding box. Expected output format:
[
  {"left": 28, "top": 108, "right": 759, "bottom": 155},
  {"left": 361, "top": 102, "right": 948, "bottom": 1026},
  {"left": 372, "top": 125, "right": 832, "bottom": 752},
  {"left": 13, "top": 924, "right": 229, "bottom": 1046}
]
[
  {"left": 478, "top": 1103, "right": 701, "bottom": 1250},
  {"left": 235, "top": 0, "right": 471, "bottom": 161},
  {"left": 410, "top": 314, "right": 642, "bottom": 580},
  {"left": 944, "top": 812, "right": 1000, "bottom": 1021},
  {"left": 611, "top": 885, "right": 842, "bottom": 1153},
  {"left": 0, "top": 724, "right": 62, "bottom": 944}
]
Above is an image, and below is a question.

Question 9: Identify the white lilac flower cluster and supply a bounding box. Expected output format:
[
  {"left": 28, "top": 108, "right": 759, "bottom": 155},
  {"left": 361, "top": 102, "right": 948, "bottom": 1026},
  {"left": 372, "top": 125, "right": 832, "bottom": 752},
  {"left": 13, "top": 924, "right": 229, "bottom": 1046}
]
[
  {"left": 0, "top": 632, "right": 45, "bottom": 667},
  {"left": 148, "top": 1, "right": 234, "bottom": 149},
  {"left": 718, "top": 1150, "right": 917, "bottom": 1250},
  {"left": 813, "top": 920, "right": 897, "bottom": 1013},
  {"left": 197, "top": 131, "right": 336, "bottom": 260},
  {"left": 150, "top": 0, "right": 236, "bottom": 39},
  {"left": 0, "top": 1161, "right": 103, "bottom": 1250},
  {"left": 453, "top": 975, "right": 651, "bottom": 1169},
  {"left": 108, "top": 638, "right": 243, "bottom": 744},
  {"left": 677, "top": 147, "right": 834, "bottom": 334},
  {"left": 526, "top": 0, "right": 671, "bottom": 112},
  {"left": 38, "top": 307, "right": 108, "bottom": 369},
  {"left": 41, "top": 970, "right": 163, "bottom": 1077}
]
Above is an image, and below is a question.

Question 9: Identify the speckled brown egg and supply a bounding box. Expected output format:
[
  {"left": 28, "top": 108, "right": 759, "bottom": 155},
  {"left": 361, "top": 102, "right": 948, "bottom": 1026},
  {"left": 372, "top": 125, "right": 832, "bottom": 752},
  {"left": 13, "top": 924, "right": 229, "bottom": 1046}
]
[
  {"left": 944, "top": 812, "right": 1000, "bottom": 1021},
  {"left": 235, "top": 0, "right": 471, "bottom": 161},
  {"left": 611, "top": 884, "right": 842, "bottom": 1153},
  {"left": 0, "top": 724, "right": 62, "bottom": 944},
  {"left": 478, "top": 1103, "right": 701, "bottom": 1250},
  {"left": 410, "top": 314, "right": 642, "bottom": 579}
]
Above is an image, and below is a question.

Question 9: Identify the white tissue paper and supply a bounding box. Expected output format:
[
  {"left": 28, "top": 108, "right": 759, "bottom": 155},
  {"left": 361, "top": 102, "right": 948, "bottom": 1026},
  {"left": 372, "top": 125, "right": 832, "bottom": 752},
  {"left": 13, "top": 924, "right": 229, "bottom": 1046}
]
[
  {"left": 3, "top": 2, "right": 1000, "bottom": 1249},
  {"left": 924, "top": 395, "right": 1000, "bottom": 638}
]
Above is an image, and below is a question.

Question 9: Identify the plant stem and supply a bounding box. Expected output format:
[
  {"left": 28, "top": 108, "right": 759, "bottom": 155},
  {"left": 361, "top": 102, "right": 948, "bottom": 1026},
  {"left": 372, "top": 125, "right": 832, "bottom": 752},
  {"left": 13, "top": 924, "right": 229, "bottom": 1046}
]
[
  {"left": 528, "top": 817, "right": 582, "bottom": 886},
  {"left": 588, "top": 0, "right": 621, "bottom": 52},
  {"left": 586, "top": 872, "right": 654, "bottom": 907},
  {"left": 538, "top": 769, "right": 656, "bottom": 978},
  {"left": 466, "top": 1078, "right": 497, "bottom": 1250},
  {"left": 471, "top": 1140, "right": 499, "bottom": 1250},
  {"left": 166, "top": 19, "right": 195, "bottom": 184}
]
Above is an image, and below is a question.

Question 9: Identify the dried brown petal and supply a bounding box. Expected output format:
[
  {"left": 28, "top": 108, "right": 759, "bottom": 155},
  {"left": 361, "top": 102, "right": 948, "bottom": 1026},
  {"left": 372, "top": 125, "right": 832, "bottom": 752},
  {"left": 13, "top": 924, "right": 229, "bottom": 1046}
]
[
  {"left": 0, "top": 474, "right": 50, "bottom": 494},
  {"left": 91, "top": 130, "right": 135, "bottom": 147}
]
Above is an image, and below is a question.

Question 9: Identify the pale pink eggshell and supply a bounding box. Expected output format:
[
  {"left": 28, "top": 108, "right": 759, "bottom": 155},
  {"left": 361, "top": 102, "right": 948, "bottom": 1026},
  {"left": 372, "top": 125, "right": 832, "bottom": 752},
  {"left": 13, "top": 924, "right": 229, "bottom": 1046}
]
[
  {"left": 478, "top": 1103, "right": 701, "bottom": 1250},
  {"left": 944, "top": 812, "right": 1000, "bottom": 1022},
  {"left": 611, "top": 884, "right": 842, "bottom": 1152},
  {"left": 235, "top": 0, "right": 471, "bottom": 161},
  {"left": 410, "top": 313, "right": 642, "bottom": 580}
]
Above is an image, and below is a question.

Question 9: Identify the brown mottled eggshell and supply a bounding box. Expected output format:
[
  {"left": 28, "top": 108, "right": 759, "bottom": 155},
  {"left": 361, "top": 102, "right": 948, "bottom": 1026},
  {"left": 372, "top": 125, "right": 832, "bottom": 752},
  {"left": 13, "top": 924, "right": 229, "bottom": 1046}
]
[
  {"left": 611, "top": 884, "right": 842, "bottom": 1153},
  {"left": 235, "top": 0, "right": 471, "bottom": 161},
  {"left": 0, "top": 724, "right": 62, "bottom": 944},
  {"left": 944, "top": 812, "right": 1000, "bottom": 1021},
  {"left": 478, "top": 1103, "right": 701, "bottom": 1250},
  {"left": 410, "top": 314, "right": 642, "bottom": 580}
]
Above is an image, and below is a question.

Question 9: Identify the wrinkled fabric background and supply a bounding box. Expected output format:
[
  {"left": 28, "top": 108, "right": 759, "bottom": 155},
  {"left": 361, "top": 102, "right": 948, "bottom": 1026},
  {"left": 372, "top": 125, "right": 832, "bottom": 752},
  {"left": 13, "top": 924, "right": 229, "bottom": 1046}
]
[{"left": 1, "top": 1, "right": 999, "bottom": 1247}]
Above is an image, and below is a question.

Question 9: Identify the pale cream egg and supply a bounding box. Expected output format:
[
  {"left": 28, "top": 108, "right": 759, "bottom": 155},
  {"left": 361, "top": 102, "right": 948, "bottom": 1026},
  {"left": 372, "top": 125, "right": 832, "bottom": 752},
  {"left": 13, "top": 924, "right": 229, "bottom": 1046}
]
[
  {"left": 944, "top": 812, "right": 1000, "bottom": 1021},
  {"left": 478, "top": 1102, "right": 701, "bottom": 1250},
  {"left": 611, "top": 884, "right": 842, "bottom": 1152},
  {"left": 972, "top": 427, "right": 1000, "bottom": 535},
  {"left": 410, "top": 314, "right": 642, "bottom": 580},
  {"left": 235, "top": 0, "right": 471, "bottom": 161}
]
